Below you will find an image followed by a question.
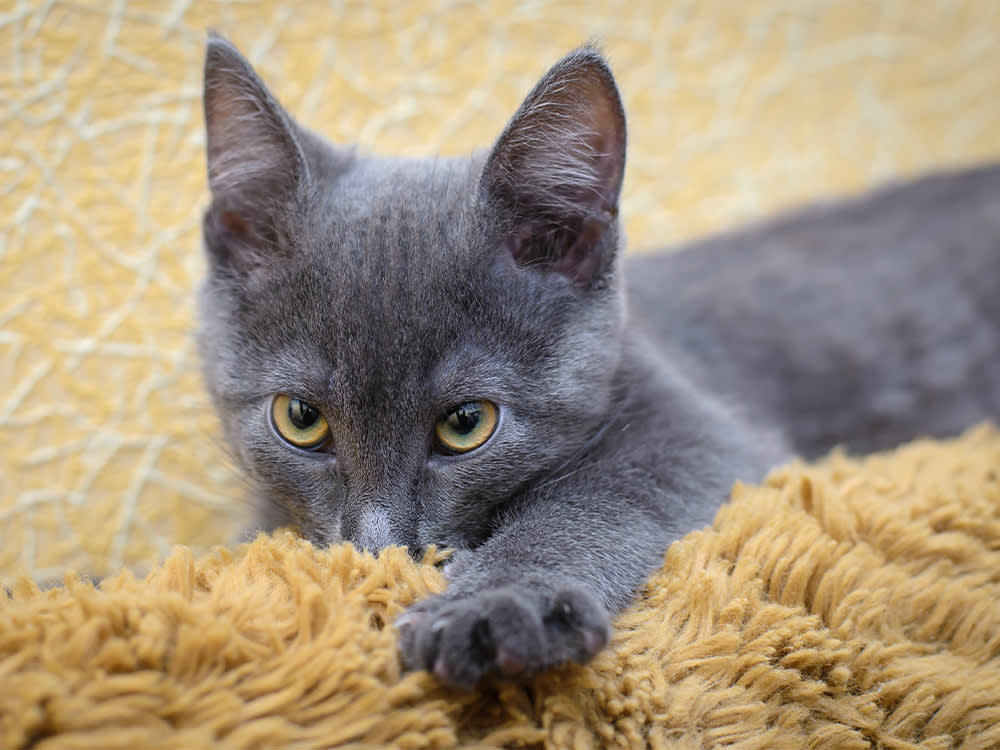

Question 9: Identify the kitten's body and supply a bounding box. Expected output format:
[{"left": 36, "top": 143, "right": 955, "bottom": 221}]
[
  {"left": 629, "top": 164, "right": 1000, "bottom": 459},
  {"left": 198, "top": 38, "right": 999, "bottom": 688}
]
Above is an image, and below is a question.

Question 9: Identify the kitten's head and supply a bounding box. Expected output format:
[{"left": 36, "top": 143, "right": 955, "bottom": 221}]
[{"left": 198, "top": 36, "right": 628, "bottom": 553}]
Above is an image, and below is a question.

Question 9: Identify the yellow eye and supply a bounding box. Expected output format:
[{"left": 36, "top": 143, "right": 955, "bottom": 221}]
[
  {"left": 271, "top": 395, "right": 331, "bottom": 450},
  {"left": 435, "top": 401, "right": 499, "bottom": 454}
]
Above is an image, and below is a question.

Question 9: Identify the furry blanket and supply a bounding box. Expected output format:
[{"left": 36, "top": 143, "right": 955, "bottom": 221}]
[{"left": 3, "top": 427, "right": 999, "bottom": 749}]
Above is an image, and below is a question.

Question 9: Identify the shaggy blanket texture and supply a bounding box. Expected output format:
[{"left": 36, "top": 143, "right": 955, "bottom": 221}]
[{"left": 3, "top": 427, "right": 999, "bottom": 749}]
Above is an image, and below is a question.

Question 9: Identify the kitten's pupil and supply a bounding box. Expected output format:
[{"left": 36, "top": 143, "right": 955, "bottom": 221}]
[
  {"left": 448, "top": 403, "right": 482, "bottom": 435},
  {"left": 288, "top": 398, "right": 319, "bottom": 430}
]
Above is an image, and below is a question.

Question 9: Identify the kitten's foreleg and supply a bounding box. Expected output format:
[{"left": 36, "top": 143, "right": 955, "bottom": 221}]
[{"left": 395, "top": 484, "right": 684, "bottom": 688}]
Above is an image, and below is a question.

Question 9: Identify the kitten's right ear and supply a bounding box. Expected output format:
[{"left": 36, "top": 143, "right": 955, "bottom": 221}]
[
  {"left": 481, "top": 46, "right": 626, "bottom": 290},
  {"left": 202, "top": 34, "right": 307, "bottom": 271}
]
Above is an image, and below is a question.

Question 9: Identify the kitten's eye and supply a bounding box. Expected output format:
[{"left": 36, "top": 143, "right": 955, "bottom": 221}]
[
  {"left": 435, "top": 401, "right": 499, "bottom": 454},
  {"left": 271, "top": 395, "right": 331, "bottom": 451}
]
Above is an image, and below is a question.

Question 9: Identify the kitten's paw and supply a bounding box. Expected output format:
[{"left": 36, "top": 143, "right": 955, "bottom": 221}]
[{"left": 395, "top": 585, "right": 610, "bottom": 689}]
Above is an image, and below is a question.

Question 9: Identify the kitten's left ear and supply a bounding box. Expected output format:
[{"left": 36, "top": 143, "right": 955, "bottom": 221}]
[
  {"left": 481, "top": 46, "right": 627, "bottom": 289},
  {"left": 202, "top": 34, "right": 308, "bottom": 271}
]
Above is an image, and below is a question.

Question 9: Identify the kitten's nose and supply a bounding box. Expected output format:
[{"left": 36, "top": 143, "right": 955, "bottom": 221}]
[
  {"left": 340, "top": 486, "right": 418, "bottom": 554},
  {"left": 349, "top": 506, "right": 397, "bottom": 553},
  {"left": 336, "top": 442, "right": 421, "bottom": 553}
]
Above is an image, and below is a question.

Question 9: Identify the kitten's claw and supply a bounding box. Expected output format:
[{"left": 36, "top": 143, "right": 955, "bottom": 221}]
[{"left": 395, "top": 585, "right": 610, "bottom": 689}]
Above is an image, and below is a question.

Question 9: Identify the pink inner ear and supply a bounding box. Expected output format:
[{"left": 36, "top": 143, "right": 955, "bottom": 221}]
[
  {"left": 218, "top": 209, "right": 251, "bottom": 241},
  {"left": 583, "top": 91, "right": 625, "bottom": 212},
  {"left": 505, "top": 214, "right": 612, "bottom": 288},
  {"left": 505, "top": 224, "right": 538, "bottom": 267},
  {"left": 590, "top": 133, "right": 624, "bottom": 212},
  {"left": 551, "top": 215, "right": 609, "bottom": 286}
]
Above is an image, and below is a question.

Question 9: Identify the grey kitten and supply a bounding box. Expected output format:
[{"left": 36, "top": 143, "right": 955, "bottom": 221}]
[{"left": 198, "top": 36, "right": 1000, "bottom": 688}]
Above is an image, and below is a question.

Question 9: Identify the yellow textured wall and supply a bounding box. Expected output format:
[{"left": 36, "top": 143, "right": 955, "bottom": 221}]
[{"left": 2, "top": 0, "right": 999, "bottom": 584}]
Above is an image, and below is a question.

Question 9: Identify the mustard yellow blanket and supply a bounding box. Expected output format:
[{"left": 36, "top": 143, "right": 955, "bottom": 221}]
[{"left": 4, "top": 427, "right": 998, "bottom": 749}]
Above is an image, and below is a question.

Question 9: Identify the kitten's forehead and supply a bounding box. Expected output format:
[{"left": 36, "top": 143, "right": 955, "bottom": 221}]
[
  {"left": 265, "top": 154, "right": 501, "bottom": 407},
  {"left": 233, "top": 152, "right": 592, "bottom": 421},
  {"left": 305, "top": 155, "right": 486, "bottom": 313},
  {"left": 313, "top": 155, "right": 482, "bottom": 241}
]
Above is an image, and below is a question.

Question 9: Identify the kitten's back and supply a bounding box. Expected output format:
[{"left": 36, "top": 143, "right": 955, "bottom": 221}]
[{"left": 627, "top": 163, "right": 1000, "bottom": 456}]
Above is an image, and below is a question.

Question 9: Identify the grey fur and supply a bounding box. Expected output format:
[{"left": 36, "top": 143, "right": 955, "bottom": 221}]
[{"left": 198, "top": 36, "right": 999, "bottom": 688}]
